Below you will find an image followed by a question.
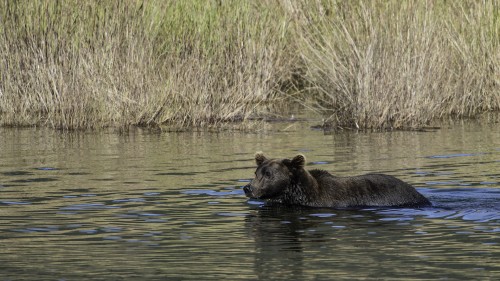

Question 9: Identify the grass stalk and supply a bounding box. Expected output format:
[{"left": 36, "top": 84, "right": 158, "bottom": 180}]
[{"left": 0, "top": 0, "right": 498, "bottom": 130}]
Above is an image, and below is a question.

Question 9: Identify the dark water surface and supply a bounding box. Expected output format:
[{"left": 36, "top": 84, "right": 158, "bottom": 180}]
[{"left": 0, "top": 122, "right": 499, "bottom": 280}]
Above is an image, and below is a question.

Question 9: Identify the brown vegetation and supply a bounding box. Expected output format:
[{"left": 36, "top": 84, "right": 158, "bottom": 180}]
[
  {"left": 0, "top": 0, "right": 498, "bottom": 130},
  {"left": 293, "top": 0, "right": 499, "bottom": 129}
]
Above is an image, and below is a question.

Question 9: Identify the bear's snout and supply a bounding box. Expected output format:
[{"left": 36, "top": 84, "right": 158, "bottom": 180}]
[{"left": 243, "top": 184, "right": 253, "bottom": 197}]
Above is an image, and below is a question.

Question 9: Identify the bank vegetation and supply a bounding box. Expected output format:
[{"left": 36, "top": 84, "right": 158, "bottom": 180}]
[{"left": 0, "top": 0, "right": 498, "bottom": 130}]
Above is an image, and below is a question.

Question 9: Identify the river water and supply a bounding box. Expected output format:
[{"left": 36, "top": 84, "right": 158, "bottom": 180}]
[{"left": 0, "top": 121, "right": 499, "bottom": 280}]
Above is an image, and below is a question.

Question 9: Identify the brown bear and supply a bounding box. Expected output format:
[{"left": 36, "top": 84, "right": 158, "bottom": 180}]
[{"left": 243, "top": 152, "right": 431, "bottom": 208}]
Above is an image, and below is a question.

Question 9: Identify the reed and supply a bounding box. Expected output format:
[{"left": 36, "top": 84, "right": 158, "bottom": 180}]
[
  {"left": 293, "top": 0, "right": 500, "bottom": 129},
  {"left": 0, "top": 0, "right": 294, "bottom": 129},
  {"left": 0, "top": 0, "right": 498, "bottom": 130}
]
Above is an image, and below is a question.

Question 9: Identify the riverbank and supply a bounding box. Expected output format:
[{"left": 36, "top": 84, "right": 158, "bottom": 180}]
[{"left": 1, "top": 1, "right": 498, "bottom": 130}]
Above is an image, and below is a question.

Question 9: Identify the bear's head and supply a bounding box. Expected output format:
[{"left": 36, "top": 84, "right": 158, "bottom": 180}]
[{"left": 243, "top": 152, "right": 306, "bottom": 200}]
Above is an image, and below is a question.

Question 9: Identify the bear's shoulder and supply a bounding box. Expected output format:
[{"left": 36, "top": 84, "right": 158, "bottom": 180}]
[{"left": 308, "top": 169, "right": 335, "bottom": 179}]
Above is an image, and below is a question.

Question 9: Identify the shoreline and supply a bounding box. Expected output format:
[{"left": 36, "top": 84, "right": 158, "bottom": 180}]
[{"left": 1, "top": 1, "right": 498, "bottom": 131}]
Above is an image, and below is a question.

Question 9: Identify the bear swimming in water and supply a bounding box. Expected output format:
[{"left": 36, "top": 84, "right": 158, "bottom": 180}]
[{"left": 243, "top": 152, "right": 431, "bottom": 208}]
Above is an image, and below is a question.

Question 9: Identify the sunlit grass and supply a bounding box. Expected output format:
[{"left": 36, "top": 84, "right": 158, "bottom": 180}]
[
  {"left": 0, "top": 0, "right": 498, "bottom": 130},
  {"left": 294, "top": 0, "right": 499, "bottom": 129},
  {"left": 0, "top": 0, "right": 294, "bottom": 129}
]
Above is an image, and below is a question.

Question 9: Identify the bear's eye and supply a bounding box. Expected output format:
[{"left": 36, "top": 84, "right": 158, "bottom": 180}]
[{"left": 264, "top": 170, "right": 272, "bottom": 178}]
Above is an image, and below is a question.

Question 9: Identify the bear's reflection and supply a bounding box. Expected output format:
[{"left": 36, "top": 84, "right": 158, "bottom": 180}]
[
  {"left": 244, "top": 204, "right": 397, "bottom": 280},
  {"left": 245, "top": 204, "right": 334, "bottom": 280}
]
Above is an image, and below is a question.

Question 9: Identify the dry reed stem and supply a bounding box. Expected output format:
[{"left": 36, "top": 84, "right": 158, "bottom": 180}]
[
  {"left": 0, "top": 0, "right": 498, "bottom": 131},
  {"left": 293, "top": 0, "right": 499, "bottom": 130}
]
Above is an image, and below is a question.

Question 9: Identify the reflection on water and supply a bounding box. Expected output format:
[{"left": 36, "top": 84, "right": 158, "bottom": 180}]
[{"left": 0, "top": 122, "right": 499, "bottom": 280}]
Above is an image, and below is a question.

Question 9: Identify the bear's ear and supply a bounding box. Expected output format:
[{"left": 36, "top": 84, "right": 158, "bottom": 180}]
[
  {"left": 290, "top": 154, "right": 305, "bottom": 169},
  {"left": 255, "top": 151, "right": 267, "bottom": 166}
]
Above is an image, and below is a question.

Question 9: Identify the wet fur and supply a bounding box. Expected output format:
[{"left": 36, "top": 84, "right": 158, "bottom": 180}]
[{"left": 244, "top": 153, "right": 431, "bottom": 208}]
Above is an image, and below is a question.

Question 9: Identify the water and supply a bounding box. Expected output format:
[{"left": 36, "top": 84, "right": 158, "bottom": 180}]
[{"left": 0, "top": 121, "right": 499, "bottom": 280}]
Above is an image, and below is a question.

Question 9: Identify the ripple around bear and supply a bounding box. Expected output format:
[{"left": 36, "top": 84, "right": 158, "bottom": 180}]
[{"left": 243, "top": 152, "right": 432, "bottom": 208}]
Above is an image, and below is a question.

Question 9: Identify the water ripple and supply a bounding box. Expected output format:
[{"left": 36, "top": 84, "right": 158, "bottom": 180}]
[
  {"left": 182, "top": 188, "right": 244, "bottom": 196},
  {"left": 1, "top": 200, "right": 31, "bottom": 205},
  {"left": 60, "top": 203, "right": 119, "bottom": 211},
  {"left": 426, "top": 153, "right": 486, "bottom": 159}
]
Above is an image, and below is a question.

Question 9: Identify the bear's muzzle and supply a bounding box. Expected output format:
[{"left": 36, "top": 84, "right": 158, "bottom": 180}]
[{"left": 243, "top": 184, "right": 253, "bottom": 197}]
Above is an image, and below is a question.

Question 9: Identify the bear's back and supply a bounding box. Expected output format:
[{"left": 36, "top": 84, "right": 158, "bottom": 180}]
[{"left": 308, "top": 169, "right": 431, "bottom": 208}]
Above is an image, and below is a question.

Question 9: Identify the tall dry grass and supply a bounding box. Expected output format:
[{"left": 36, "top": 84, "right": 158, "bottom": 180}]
[
  {"left": 0, "top": 0, "right": 498, "bottom": 130},
  {"left": 0, "top": 0, "right": 294, "bottom": 129},
  {"left": 293, "top": 0, "right": 499, "bottom": 129}
]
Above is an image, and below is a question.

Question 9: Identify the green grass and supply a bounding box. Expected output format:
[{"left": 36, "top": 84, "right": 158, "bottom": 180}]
[
  {"left": 295, "top": 0, "right": 500, "bottom": 129},
  {"left": 0, "top": 0, "right": 294, "bottom": 129},
  {"left": 0, "top": 0, "right": 498, "bottom": 130}
]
